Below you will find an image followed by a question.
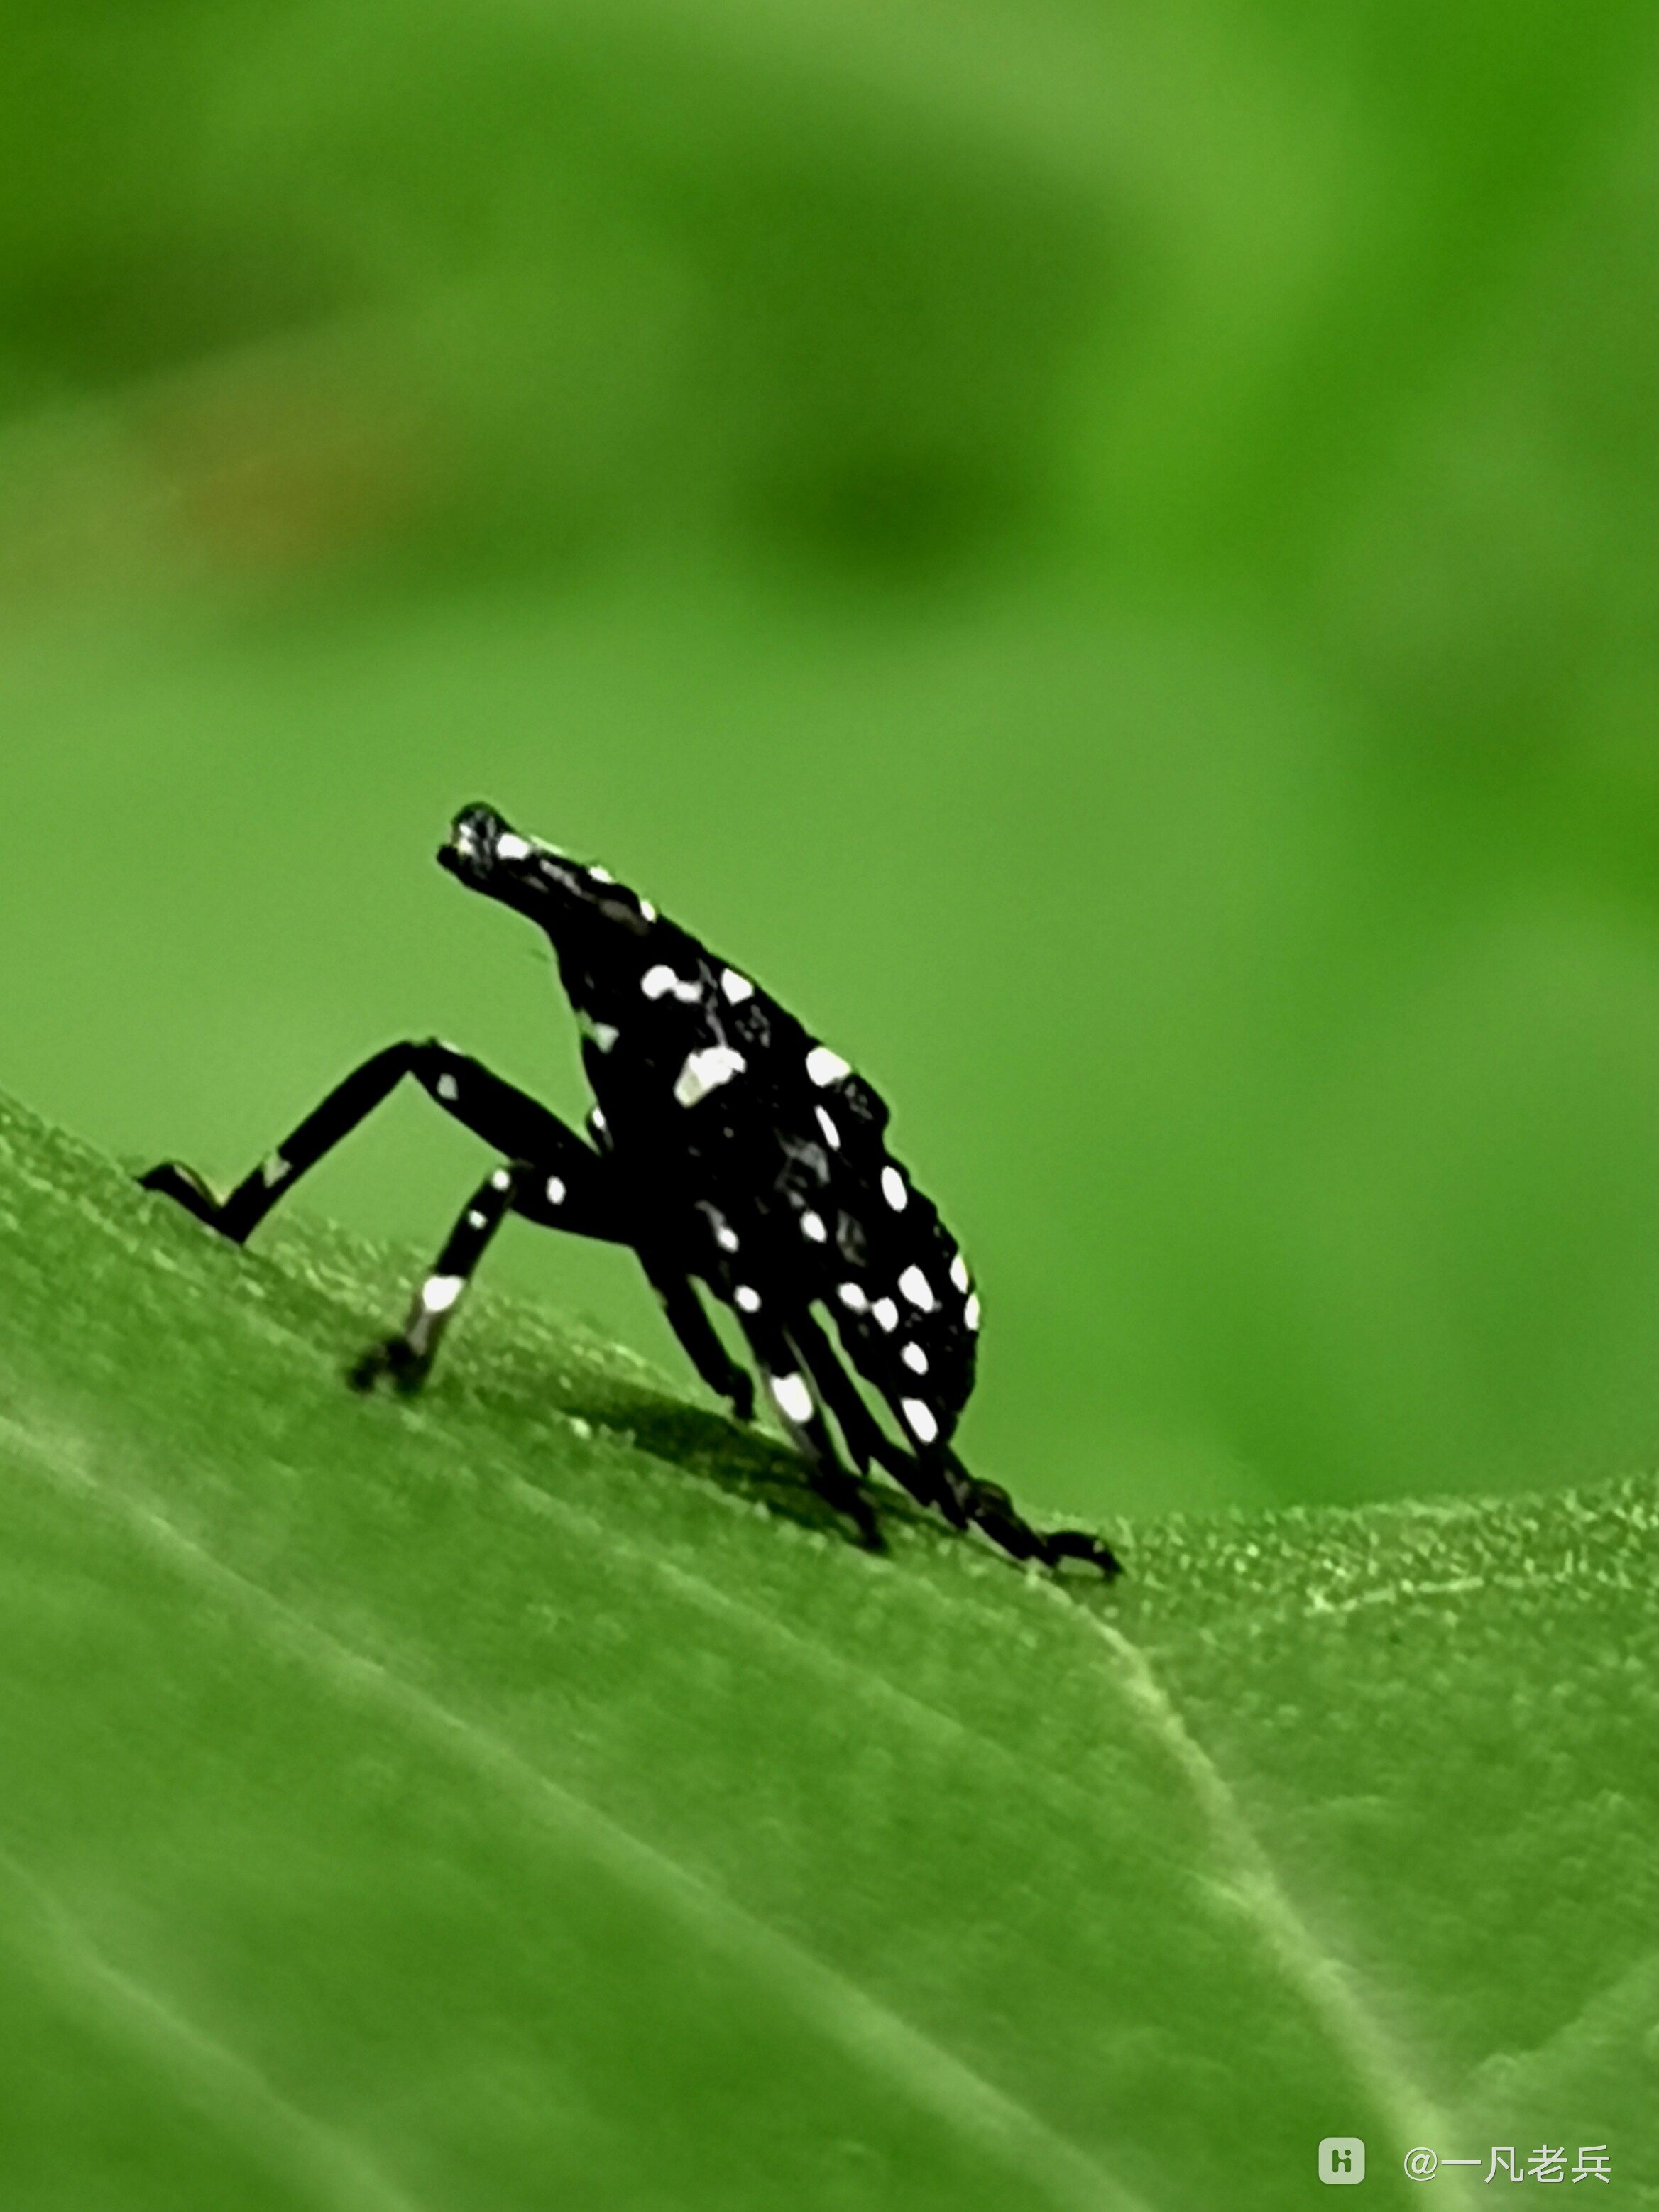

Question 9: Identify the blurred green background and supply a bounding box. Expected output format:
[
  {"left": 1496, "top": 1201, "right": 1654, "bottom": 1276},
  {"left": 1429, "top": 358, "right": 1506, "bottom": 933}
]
[{"left": 4, "top": 0, "right": 1659, "bottom": 1523}]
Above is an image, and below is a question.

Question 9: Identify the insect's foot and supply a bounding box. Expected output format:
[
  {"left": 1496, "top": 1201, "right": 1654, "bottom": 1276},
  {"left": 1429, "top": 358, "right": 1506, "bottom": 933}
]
[
  {"left": 960, "top": 1479, "right": 1048, "bottom": 1565},
  {"left": 727, "top": 1372, "right": 757, "bottom": 1424},
  {"left": 880, "top": 1440, "right": 968, "bottom": 1528},
  {"left": 806, "top": 1456, "right": 885, "bottom": 1552},
  {"left": 349, "top": 1336, "right": 432, "bottom": 1396},
  {"left": 1042, "top": 1528, "right": 1122, "bottom": 1581},
  {"left": 848, "top": 1497, "right": 887, "bottom": 1553},
  {"left": 817, "top": 1469, "right": 885, "bottom": 1553},
  {"left": 138, "top": 1161, "right": 227, "bottom": 1233}
]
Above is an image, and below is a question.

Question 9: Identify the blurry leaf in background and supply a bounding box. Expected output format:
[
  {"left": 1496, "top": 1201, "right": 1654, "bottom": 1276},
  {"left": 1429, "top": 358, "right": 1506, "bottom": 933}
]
[{"left": 4, "top": 0, "right": 1659, "bottom": 1522}]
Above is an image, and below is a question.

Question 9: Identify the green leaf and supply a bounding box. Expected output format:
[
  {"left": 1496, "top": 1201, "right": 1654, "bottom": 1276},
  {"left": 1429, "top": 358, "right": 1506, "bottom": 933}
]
[{"left": 0, "top": 1090, "right": 1649, "bottom": 2209}]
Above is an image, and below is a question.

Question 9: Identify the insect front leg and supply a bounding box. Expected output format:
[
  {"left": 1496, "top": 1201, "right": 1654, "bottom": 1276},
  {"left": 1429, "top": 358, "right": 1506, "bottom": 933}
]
[
  {"left": 140, "top": 1039, "right": 613, "bottom": 1245},
  {"left": 140, "top": 1041, "right": 420, "bottom": 1241}
]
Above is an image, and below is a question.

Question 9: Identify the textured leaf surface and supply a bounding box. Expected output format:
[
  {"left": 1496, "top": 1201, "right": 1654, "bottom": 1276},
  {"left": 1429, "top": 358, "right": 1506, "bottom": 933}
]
[{"left": 0, "top": 1093, "right": 1651, "bottom": 2209}]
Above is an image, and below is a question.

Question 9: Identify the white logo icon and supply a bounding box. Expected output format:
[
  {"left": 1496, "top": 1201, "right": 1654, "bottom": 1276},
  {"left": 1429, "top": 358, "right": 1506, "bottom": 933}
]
[{"left": 1320, "top": 2137, "right": 1367, "bottom": 2184}]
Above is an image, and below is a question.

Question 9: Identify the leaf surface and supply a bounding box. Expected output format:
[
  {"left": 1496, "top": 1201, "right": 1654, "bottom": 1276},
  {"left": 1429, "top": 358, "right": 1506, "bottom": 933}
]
[{"left": 0, "top": 1093, "right": 1650, "bottom": 2209}]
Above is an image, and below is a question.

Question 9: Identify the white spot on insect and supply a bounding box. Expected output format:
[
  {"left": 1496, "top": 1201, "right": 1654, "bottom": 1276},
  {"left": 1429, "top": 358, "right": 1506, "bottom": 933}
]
[
  {"left": 466, "top": 1209, "right": 487, "bottom": 1230},
  {"left": 715, "top": 1222, "right": 740, "bottom": 1253},
  {"left": 588, "top": 865, "right": 615, "bottom": 884},
  {"left": 639, "top": 899, "right": 657, "bottom": 921},
  {"left": 674, "top": 1044, "right": 747, "bottom": 1108},
  {"left": 260, "top": 1152, "right": 290, "bottom": 1188},
  {"left": 720, "top": 968, "right": 754, "bottom": 1004},
  {"left": 641, "top": 963, "right": 699, "bottom": 1003},
  {"left": 964, "top": 1293, "right": 981, "bottom": 1332},
  {"left": 422, "top": 1274, "right": 464, "bottom": 1314},
  {"left": 815, "top": 1106, "right": 841, "bottom": 1150},
  {"left": 436, "top": 1074, "right": 459, "bottom": 1102},
  {"left": 490, "top": 1168, "right": 512, "bottom": 1191},
  {"left": 872, "top": 1297, "right": 899, "bottom": 1332},
  {"left": 734, "top": 1284, "right": 762, "bottom": 1313},
  {"left": 587, "top": 1022, "right": 619, "bottom": 1053},
  {"left": 902, "top": 1397, "right": 939, "bottom": 1445},
  {"left": 898, "top": 1264, "right": 936, "bottom": 1311},
  {"left": 902, "top": 1342, "right": 929, "bottom": 1376},
  {"left": 770, "top": 1372, "right": 814, "bottom": 1424},
  {"left": 950, "top": 1254, "right": 970, "bottom": 1293},
  {"left": 799, "top": 1210, "right": 828, "bottom": 1243},
  {"left": 881, "top": 1166, "right": 907, "bottom": 1211},
  {"left": 545, "top": 1176, "right": 566, "bottom": 1207},
  {"left": 495, "top": 832, "right": 532, "bottom": 861},
  {"left": 837, "top": 1281, "right": 868, "bottom": 1313},
  {"left": 806, "top": 1046, "right": 850, "bottom": 1087}
]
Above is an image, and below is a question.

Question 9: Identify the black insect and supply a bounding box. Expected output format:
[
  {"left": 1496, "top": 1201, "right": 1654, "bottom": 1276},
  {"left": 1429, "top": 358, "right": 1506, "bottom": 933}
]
[{"left": 141, "top": 805, "right": 1119, "bottom": 1576}]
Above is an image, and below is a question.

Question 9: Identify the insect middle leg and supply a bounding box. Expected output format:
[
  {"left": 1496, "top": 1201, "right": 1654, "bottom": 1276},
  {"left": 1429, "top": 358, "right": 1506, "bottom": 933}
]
[
  {"left": 350, "top": 1150, "right": 641, "bottom": 1394},
  {"left": 350, "top": 1162, "right": 508, "bottom": 1393}
]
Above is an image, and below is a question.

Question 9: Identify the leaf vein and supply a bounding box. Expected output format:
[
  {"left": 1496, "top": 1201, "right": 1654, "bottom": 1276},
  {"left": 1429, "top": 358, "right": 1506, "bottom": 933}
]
[
  {"left": 2, "top": 1413, "right": 1154, "bottom": 2212},
  {"left": 1071, "top": 1605, "right": 1479, "bottom": 2210},
  {"left": 0, "top": 1845, "right": 425, "bottom": 2212}
]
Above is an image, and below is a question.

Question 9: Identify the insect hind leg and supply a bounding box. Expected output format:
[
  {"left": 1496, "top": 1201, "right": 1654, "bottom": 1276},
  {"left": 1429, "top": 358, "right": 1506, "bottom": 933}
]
[
  {"left": 782, "top": 1306, "right": 968, "bottom": 1528},
  {"left": 640, "top": 1263, "right": 755, "bottom": 1424},
  {"left": 738, "top": 1315, "right": 882, "bottom": 1551},
  {"left": 941, "top": 1448, "right": 1121, "bottom": 1579}
]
